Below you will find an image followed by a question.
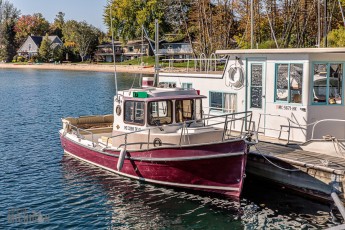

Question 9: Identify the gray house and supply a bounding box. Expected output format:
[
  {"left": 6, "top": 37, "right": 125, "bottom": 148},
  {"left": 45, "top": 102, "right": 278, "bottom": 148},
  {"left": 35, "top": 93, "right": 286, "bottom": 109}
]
[{"left": 17, "top": 35, "right": 63, "bottom": 59}]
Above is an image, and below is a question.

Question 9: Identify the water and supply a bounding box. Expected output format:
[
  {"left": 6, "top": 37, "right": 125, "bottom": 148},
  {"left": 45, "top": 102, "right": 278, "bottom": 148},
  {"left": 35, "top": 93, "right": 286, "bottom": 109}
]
[{"left": 0, "top": 68, "right": 340, "bottom": 229}]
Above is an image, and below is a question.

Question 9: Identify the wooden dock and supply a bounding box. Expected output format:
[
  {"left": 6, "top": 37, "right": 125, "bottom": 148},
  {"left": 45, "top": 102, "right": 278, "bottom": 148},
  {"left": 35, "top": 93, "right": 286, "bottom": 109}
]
[{"left": 248, "top": 141, "right": 345, "bottom": 201}]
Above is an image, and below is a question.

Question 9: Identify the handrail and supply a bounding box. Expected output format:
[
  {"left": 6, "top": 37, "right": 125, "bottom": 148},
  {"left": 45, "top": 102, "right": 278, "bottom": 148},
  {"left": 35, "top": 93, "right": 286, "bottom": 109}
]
[
  {"left": 66, "top": 123, "right": 95, "bottom": 147},
  {"left": 311, "top": 119, "right": 345, "bottom": 140},
  {"left": 257, "top": 113, "right": 292, "bottom": 143},
  {"left": 102, "top": 111, "right": 253, "bottom": 149}
]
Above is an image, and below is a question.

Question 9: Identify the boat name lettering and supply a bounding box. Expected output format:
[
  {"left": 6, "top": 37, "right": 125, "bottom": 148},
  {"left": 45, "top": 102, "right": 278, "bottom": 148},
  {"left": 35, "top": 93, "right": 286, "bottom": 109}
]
[
  {"left": 124, "top": 126, "right": 141, "bottom": 131},
  {"left": 276, "top": 105, "right": 297, "bottom": 111}
]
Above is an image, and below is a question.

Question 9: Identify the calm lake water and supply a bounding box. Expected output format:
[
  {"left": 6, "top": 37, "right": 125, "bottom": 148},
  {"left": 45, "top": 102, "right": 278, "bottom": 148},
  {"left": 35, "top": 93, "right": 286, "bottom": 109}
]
[{"left": 0, "top": 68, "right": 340, "bottom": 229}]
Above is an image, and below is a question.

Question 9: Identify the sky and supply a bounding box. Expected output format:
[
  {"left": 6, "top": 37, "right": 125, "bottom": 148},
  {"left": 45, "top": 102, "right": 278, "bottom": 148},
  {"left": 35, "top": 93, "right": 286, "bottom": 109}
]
[{"left": 9, "top": 0, "right": 108, "bottom": 31}]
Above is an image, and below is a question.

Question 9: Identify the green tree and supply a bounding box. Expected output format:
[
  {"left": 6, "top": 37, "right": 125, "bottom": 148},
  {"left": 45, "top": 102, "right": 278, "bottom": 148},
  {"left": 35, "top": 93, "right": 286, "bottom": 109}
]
[
  {"left": 0, "top": 0, "right": 20, "bottom": 62},
  {"left": 38, "top": 34, "right": 52, "bottom": 62},
  {"left": 62, "top": 20, "right": 99, "bottom": 62},
  {"left": 50, "top": 12, "right": 65, "bottom": 38},
  {"left": 326, "top": 27, "right": 345, "bottom": 47},
  {"left": 104, "top": 0, "right": 168, "bottom": 43}
]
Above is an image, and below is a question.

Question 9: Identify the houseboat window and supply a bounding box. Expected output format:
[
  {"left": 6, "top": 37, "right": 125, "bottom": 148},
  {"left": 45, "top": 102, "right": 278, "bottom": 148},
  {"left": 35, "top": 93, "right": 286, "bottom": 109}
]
[
  {"left": 148, "top": 101, "right": 172, "bottom": 125},
  {"left": 176, "top": 99, "right": 194, "bottom": 122},
  {"left": 124, "top": 101, "right": 145, "bottom": 125},
  {"left": 250, "top": 64, "right": 263, "bottom": 108},
  {"left": 182, "top": 83, "right": 193, "bottom": 89},
  {"left": 275, "top": 63, "right": 303, "bottom": 103},
  {"left": 209, "top": 92, "right": 237, "bottom": 113},
  {"left": 313, "top": 63, "right": 343, "bottom": 105}
]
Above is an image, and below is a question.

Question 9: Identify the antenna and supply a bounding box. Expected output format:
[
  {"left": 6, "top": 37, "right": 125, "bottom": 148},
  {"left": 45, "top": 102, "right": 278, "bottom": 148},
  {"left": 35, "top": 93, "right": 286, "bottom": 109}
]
[{"left": 109, "top": 6, "right": 118, "bottom": 97}]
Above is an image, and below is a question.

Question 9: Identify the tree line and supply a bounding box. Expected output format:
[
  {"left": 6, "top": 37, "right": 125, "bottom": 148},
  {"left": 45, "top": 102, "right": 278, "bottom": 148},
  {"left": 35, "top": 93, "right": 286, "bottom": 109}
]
[
  {"left": 105, "top": 0, "right": 345, "bottom": 56},
  {"left": 1, "top": 0, "right": 345, "bottom": 63},
  {"left": 0, "top": 0, "right": 104, "bottom": 63}
]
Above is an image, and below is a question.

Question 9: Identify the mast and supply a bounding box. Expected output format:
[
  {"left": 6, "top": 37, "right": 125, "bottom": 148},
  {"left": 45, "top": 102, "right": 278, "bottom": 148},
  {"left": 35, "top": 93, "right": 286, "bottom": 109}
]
[
  {"left": 153, "top": 19, "right": 160, "bottom": 87},
  {"left": 109, "top": 6, "right": 118, "bottom": 96}
]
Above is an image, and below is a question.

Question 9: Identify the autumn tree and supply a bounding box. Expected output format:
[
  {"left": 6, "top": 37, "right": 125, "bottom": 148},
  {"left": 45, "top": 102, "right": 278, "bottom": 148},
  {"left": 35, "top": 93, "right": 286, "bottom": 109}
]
[
  {"left": 14, "top": 13, "right": 50, "bottom": 44},
  {"left": 0, "top": 0, "right": 20, "bottom": 62}
]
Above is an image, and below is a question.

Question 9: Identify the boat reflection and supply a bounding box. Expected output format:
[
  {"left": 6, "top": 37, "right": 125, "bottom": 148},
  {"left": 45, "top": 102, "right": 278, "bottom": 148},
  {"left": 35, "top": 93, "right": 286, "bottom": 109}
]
[{"left": 61, "top": 154, "right": 339, "bottom": 229}]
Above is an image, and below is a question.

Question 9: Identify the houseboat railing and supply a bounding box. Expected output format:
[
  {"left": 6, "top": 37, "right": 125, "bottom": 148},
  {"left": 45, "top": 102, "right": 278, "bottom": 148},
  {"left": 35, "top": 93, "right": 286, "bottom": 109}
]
[
  {"left": 102, "top": 111, "right": 253, "bottom": 150},
  {"left": 310, "top": 119, "right": 345, "bottom": 140},
  {"left": 257, "top": 113, "right": 293, "bottom": 143},
  {"left": 161, "top": 57, "right": 226, "bottom": 73}
]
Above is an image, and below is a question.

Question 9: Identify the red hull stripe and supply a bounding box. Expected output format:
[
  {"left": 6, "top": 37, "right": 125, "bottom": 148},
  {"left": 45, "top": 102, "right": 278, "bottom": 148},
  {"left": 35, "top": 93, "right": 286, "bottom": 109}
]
[{"left": 64, "top": 150, "right": 241, "bottom": 192}]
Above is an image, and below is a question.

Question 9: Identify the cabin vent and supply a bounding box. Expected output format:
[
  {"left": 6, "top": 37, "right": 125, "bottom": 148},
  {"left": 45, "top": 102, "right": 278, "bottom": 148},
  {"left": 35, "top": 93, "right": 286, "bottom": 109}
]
[{"left": 142, "top": 77, "right": 154, "bottom": 88}]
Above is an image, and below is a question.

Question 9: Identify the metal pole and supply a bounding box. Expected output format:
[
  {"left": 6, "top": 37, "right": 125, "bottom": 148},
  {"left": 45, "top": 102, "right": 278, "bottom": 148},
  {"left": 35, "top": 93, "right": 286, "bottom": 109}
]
[
  {"left": 250, "top": 0, "right": 254, "bottom": 49},
  {"left": 331, "top": 192, "right": 345, "bottom": 220},
  {"left": 324, "top": 0, "right": 328, "bottom": 47},
  {"left": 153, "top": 19, "right": 159, "bottom": 87},
  {"left": 318, "top": 0, "right": 321, "bottom": 47},
  {"left": 109, "top": 6, "right": 118, "bottom": 96}
]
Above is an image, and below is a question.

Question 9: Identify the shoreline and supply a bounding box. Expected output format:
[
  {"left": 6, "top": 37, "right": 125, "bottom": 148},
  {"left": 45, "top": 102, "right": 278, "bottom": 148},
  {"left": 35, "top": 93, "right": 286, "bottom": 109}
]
[{"left": 0, "top": 63, "right": 155, "bottom": 74}]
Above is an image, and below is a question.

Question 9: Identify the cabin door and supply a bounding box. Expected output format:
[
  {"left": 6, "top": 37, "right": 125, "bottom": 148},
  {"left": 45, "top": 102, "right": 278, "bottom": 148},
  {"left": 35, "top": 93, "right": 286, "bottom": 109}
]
[{"left": 247, "top": 60, "right": 266, "bottom": 133}]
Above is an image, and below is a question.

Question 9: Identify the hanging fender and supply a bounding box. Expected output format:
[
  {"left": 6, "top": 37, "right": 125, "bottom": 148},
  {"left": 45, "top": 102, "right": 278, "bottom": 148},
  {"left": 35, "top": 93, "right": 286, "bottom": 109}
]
[{"left": 117, "top": 148, "right": 126, "bottom": 171}]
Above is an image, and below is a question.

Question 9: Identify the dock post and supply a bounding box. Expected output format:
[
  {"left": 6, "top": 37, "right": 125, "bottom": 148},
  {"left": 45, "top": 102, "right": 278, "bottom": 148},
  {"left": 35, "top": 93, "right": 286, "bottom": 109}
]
[{"left": 331, "top": 192, "right": 345, "bottom": 220}]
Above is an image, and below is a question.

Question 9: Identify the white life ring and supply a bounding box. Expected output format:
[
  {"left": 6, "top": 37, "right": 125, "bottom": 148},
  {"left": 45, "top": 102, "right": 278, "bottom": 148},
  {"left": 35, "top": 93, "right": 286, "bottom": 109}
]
[{"left": 227, "top": 65, "right": 244, "bottom": 89}]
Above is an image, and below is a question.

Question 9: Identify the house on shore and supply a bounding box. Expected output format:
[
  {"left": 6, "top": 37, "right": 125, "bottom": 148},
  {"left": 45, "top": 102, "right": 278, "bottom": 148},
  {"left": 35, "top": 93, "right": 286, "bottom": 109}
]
[
  {"left": 160, "top": 42, "right": 194, "bottom": 59},
  {"left": 94, "top": 40, "right": 152, "bottom": 63},
  {"left": 17, "top": 35, "right": 63, "bottom": 59}
]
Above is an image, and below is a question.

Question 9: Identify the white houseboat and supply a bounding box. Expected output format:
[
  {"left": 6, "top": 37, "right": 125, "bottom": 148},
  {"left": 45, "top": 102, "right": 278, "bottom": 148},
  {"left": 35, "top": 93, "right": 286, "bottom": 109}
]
[{"left": 159, "top": 48, "right": 345, "bottom": 201}]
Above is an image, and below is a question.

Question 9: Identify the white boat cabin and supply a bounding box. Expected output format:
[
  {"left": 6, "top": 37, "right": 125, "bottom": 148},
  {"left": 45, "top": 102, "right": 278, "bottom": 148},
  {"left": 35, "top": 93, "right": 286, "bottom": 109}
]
[
  {"left": 113, "top": 87, "right": 205, "bottom": 134},
  {"left": 159, "top": 48, "right": 345, "bottom": 143}
]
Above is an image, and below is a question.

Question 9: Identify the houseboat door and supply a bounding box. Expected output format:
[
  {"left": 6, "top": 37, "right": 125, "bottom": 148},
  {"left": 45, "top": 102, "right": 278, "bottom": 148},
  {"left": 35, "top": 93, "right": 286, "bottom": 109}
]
[{"left": 247, "top": 60, "right": 266, "bottom": 133}]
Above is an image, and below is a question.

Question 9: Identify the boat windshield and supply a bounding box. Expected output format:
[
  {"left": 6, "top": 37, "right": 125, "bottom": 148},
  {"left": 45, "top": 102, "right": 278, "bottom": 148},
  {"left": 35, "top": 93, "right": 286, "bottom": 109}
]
[
  {"left": 176, "top": 99, "right": 195, "bottom": 123},
  {"left": 148, "top": 100, "right": 173, "bottom": 125}
]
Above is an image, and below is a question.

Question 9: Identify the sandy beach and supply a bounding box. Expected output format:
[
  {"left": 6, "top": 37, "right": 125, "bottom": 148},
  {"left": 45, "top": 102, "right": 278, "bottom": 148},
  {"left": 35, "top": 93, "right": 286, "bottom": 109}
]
[{"left": 0, "top": 63, "right": 155, "bottom": 74}]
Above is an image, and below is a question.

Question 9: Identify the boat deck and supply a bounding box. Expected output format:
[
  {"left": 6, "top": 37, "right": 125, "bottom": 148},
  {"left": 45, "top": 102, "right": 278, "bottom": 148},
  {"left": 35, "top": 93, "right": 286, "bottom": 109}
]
[
  {"left": 247, "top": 141, "right": 345, "bottom": 201},
  {"left": 250, "top": 142, "right": 345, "bottom": 174}
]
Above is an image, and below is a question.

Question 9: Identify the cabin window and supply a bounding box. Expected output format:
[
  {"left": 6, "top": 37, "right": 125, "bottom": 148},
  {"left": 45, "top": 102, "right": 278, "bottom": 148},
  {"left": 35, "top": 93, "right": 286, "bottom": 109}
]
[
  {"left": 148, "top": 100, "right": 172, "bottom": 125},
  {"left": 124, "top": 101, "right": 145, "bottom": 125},
  {"left": 176, "top": 99, "right": 194, "bottom": 122},
  {"left": 275, "top": 63, "right": 303, "bottom": 103},
  {"left": 312, "top": 63, "right": 343, "bottom": 105},
  {"left": 195, "top": 99, "right": 202, "bottom": 120},
  {"left": 209, "top": 91, "right": 237, "bottom": 113},
  {"left": 182, "top": 83, "right": 192, "bottom": 89}
]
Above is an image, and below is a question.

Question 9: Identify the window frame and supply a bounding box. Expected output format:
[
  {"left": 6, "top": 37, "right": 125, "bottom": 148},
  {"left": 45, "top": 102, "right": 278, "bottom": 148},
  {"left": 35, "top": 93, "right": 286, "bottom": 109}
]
[
  {"left": 181, "top": 82, "right": 193, "bottom": 89},
  {"left": 274, "top": 63, "right": 304, "bottom": 104},
  {"left": 147, "top": 100, "right": 173, "bottom": 126},
  {"left": 311, "top": 62, "right": 344, "bottom": 106},
  {"left": 209, "top": 91, "right": 237, "bottom": 113},
  {"left": 175, "top": 99, "right": 195, "bottom": 123},
  {"left": 123, "top": 100, "right": 145, "bottom": 126}
]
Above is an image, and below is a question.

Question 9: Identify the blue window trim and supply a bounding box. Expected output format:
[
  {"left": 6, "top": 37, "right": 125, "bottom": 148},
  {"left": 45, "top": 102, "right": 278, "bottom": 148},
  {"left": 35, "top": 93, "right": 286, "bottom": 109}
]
[
  {"left": 209, "top": 91, "right": 237, "bottom": 113},
  {"left": 274, "top": 62, "right": 304, "bottom": 104},
  {"left": 311, "top": 62, "right": 344, "bottom": 106},
  {"left": 181, "top": 82, "right": 193, "bottom": 89}
]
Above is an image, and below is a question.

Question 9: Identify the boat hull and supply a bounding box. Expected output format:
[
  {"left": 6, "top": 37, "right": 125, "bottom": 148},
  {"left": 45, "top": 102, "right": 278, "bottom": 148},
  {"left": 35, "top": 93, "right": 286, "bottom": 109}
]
[{"left": 60, "top": 133, "right": 247, "bottom": 199}]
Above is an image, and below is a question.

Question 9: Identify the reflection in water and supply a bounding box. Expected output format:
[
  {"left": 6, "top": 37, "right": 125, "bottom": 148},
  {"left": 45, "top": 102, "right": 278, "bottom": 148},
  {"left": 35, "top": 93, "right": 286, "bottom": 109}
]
[{"left": 61, "top": 154, "right": 339, "bottom": 229}]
